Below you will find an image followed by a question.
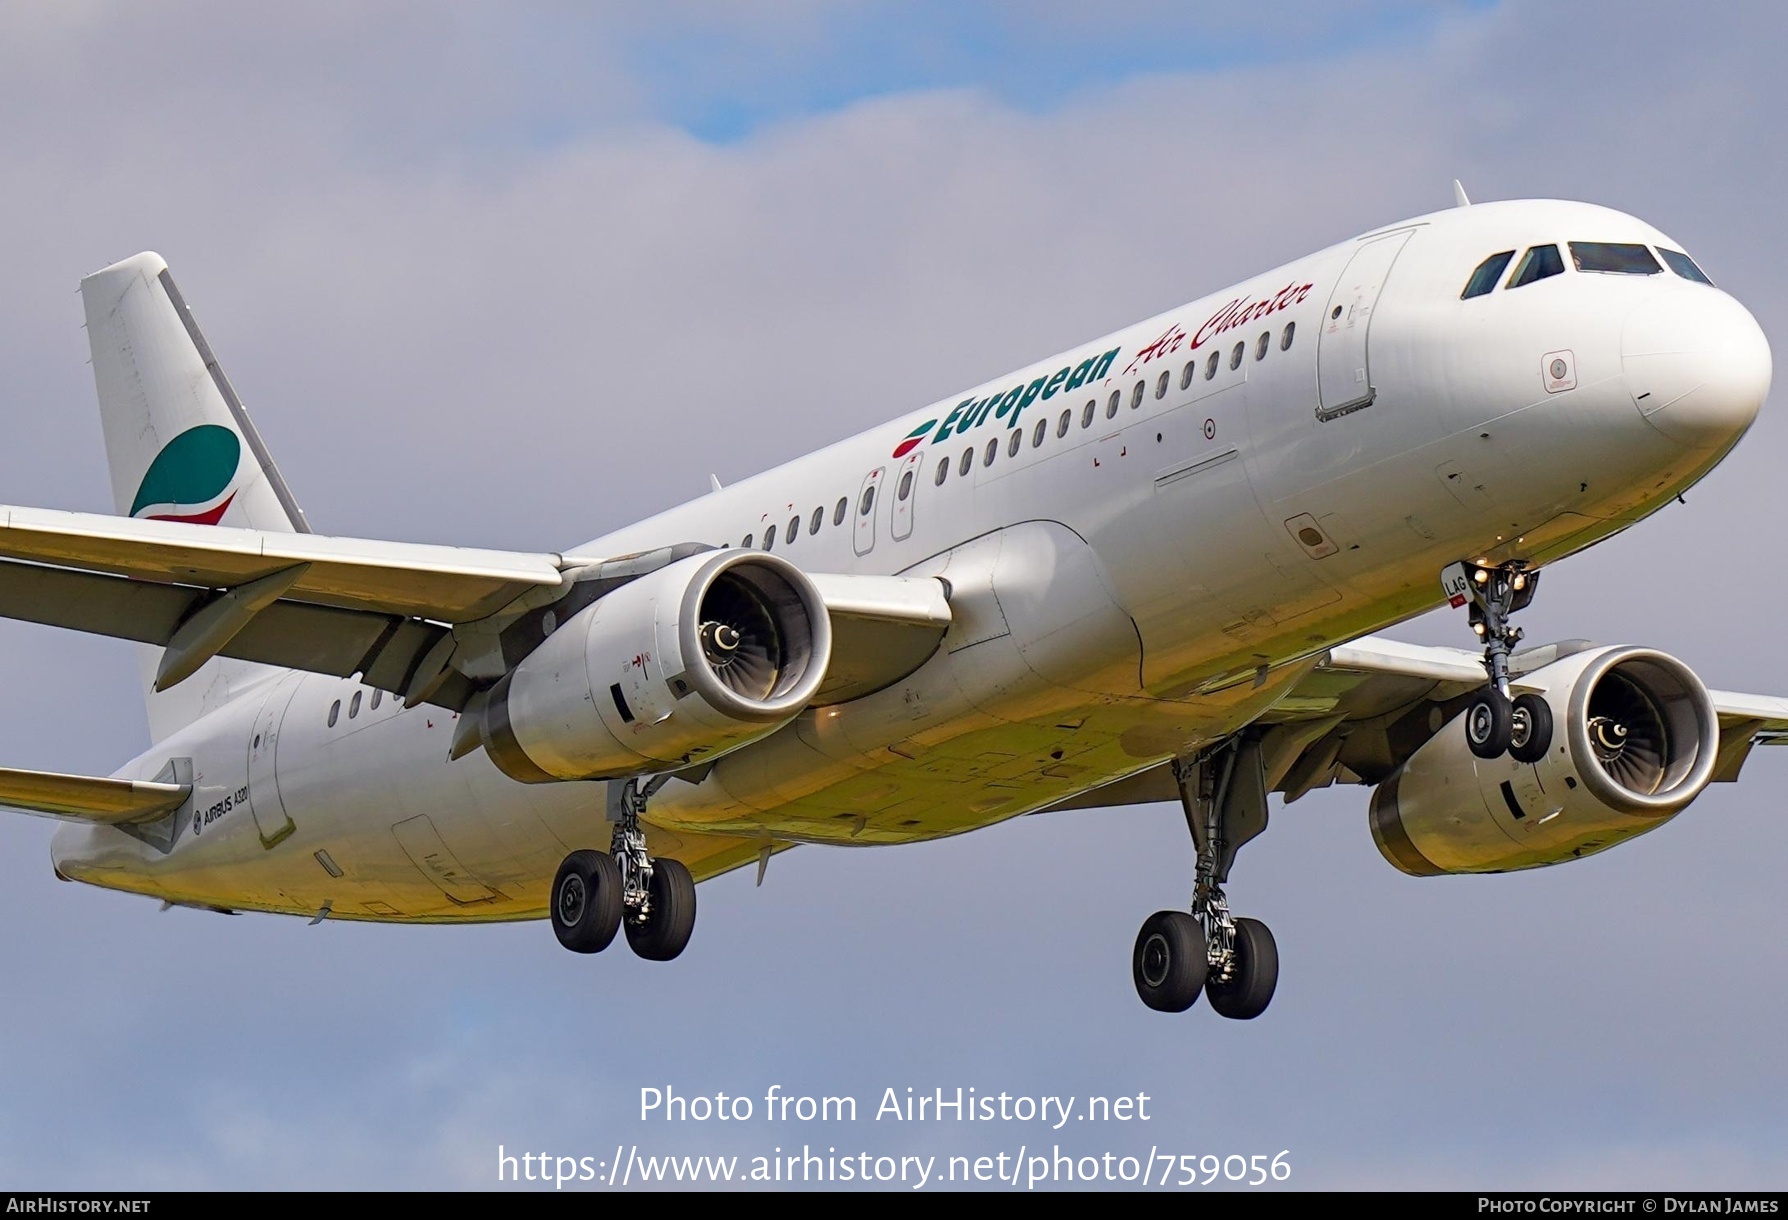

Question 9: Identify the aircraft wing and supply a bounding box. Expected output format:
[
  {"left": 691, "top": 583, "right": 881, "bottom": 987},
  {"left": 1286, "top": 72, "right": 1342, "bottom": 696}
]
[
  {"left": 0, "top": 504, "right": 950, "bottom": 711},
  {"left": 1046, "top": 634, "right": 1788, "bottom": 814},
  {"left": 0, "top": 503, "right": 566, "bottom": 618},
  {"left": 0, "top": 765, "right": 189, "bottom": 825},
  {"left": 806, "top": 572, "right": 952, "bottom": 702}
]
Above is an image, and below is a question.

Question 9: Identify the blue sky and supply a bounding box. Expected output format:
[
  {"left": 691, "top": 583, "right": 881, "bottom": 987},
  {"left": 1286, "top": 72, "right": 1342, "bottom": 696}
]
[
  {"left": 619, "top": 2, "right": 1498, "bottom": 143},
  {"left": 0, "top": 0, "right": 1784, "bottom": 1192}
]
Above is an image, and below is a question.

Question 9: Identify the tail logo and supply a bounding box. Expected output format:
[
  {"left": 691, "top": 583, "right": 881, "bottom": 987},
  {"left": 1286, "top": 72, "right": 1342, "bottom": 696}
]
[{"left": 130, "top": 425, "right": 243, "bottom": 525}]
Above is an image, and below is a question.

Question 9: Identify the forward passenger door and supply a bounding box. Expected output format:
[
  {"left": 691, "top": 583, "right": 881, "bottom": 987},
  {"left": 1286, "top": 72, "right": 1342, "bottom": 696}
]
[{"left": 1316, "top": 229, "right": 1412, "bottom": 419}]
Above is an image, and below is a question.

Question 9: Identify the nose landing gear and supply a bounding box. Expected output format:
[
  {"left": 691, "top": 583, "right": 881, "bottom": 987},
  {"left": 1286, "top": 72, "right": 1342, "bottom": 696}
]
[
  {"left": 549, "top": 774, "right": 697, "bottom": 962},
  {"left": 1445, "top": 559, "right": 1553, "bottom": 762},
  {"left": 1131, "top": 743, "right": 1279, "bottom": 1018}
]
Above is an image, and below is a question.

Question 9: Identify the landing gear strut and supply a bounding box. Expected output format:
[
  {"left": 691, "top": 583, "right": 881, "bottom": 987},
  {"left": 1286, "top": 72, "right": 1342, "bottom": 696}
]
[
  {"left": 549, "top": 775, "right": 696, "bottom": 962},
  {"left": 611, "top": 775, "right": 697, "bottom": 961},
  {"left": 1444, "top": 559, "right": 1552, "bottom": 762},
  {"left": 1132, "top": 741, "right": 1278, "bottom": 1018}
]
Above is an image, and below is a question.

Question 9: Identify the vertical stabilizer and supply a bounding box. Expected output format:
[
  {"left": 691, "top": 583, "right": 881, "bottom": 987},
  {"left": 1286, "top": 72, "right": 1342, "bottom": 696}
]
[{"left": 80, "top": 252, "right": 306, "bottom": 739}]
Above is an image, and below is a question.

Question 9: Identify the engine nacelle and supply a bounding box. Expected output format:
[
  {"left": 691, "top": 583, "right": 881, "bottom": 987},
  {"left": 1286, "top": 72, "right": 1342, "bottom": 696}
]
[
  {"left": 483, "top": 550, "right": 831, "bottom": 782},
  {"left": 1370, "top": 645, "right": 1718, "bottom": 875}
]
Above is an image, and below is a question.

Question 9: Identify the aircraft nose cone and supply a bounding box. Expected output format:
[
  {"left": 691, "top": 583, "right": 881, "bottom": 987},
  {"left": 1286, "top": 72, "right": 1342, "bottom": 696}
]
[{"left": 1623, "top": 289, "right": 1771, "bottom": 448}]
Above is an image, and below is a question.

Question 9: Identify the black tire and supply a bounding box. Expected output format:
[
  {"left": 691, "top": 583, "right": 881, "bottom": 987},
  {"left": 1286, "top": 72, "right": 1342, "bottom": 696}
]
[
  {"left": 1132, "top": 910, "right": 1208, "bottom": 1013},
  {"left": 1508, "top": 693, "right": 1554, "bottom": 764},
  {"left": 624, "top": 858, "right": 697, "bottom": 962},
  {"left": 551, "top": 850, "right": 623, "bottom": 954},
  {"left": 1464, "top": 688, "right": 1513, "bottom": 759},
  {"left": 1205, "top": 917, "right": 1279, "bottom": 1020}
]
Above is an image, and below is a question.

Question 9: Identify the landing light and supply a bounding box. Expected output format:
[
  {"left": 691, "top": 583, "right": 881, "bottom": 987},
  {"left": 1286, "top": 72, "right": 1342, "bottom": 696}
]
[{"left": 1474, "top": 568, "right": 1490, "bottom": 585}]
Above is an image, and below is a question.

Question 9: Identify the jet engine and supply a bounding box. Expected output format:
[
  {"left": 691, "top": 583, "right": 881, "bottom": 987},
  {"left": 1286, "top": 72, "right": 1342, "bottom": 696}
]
[
  {"left": 1369, "top": 646, "right": 1718, "bottom": 875},
  {"left": 482, "top": 550, "right": 831, "bottom": 782}
]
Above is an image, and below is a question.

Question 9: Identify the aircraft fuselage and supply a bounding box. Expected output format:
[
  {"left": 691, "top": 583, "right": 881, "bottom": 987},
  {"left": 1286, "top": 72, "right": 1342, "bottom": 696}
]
[{"left": 51, "top": 198, "right": 1771, "bottom": 921}]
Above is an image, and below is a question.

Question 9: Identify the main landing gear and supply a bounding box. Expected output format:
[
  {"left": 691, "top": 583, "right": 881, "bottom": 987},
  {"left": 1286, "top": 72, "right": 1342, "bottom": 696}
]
[
  {"left": 1132, "top": 742, "right": 1279, "bottom": 1019},
  {"left": 551, "top": 775, "right": 697, "bottom": 962},
  {"left": 1444, "top": 560, "right": 1553, "bottom": 763}
]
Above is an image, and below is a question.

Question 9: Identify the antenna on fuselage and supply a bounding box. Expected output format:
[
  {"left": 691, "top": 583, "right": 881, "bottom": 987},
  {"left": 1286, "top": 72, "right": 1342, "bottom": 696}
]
[{"left": 1453, "top": 179, "right": 1472, "bottom": 208}]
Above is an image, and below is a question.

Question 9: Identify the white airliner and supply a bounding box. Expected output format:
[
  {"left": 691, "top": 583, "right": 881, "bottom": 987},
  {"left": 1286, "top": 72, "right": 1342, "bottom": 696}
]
[{"left": 8, "top": 193, "right": 1781, "bottom": 1017}]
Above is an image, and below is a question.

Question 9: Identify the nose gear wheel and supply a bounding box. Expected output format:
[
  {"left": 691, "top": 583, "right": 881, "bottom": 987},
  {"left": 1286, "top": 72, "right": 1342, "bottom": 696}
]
[{"left": 1444, "top": 559, "right": 1543, "bottom": 760}]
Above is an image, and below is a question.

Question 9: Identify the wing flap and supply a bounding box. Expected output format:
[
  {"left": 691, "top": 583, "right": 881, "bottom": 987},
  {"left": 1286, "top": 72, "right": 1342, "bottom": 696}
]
[
  {"left": 0, "top": 556, "right": 452, "bottom": 696},
  {"left": 0, "top": 766, "right": 189, "bottom": 824}
]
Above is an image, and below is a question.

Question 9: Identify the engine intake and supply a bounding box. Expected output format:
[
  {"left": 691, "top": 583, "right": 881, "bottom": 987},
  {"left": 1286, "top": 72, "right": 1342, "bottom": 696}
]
[
  {"left": 1370, "top": 646, "right": 1718, "bottom": 875},
  {"left": 483, "top": 550, "right": 830, "bottom": 781}
]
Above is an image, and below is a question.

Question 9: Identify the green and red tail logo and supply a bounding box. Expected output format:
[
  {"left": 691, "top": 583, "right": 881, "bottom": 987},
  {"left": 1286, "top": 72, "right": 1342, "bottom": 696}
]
[
  {"left": 130, "top": 425, "right": 243, "bottom": 525},
  {"left": 891, "top": 419, "right": 937, "bottom": 459}
]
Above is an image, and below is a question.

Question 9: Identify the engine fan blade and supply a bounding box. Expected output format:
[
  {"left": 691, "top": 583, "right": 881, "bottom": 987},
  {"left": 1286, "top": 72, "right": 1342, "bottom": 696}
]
[{"left": 1587, "top": 673, "right": 1668, "bottom": 794}]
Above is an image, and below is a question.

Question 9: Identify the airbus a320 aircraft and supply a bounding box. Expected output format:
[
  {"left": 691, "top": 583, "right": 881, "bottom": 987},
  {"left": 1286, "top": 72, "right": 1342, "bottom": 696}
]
[{"left": 7, "top": 193, "right": 1781, "bottom": 1018}]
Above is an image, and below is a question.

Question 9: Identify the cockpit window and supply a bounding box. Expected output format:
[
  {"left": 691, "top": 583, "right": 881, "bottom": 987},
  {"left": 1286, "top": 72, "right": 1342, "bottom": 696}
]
[
  {"left": 1461, "top": 251, "right": 1515, "bottom": 299},
  {"left": 1658, "top": 248, "right": 1714, "bottom": 285},
  {"left": 1507, "top": 244, "right": 1564, "bottom": 289},
  {"left": 1569, "top": 242, "right": 1662, "bottom": 276}
]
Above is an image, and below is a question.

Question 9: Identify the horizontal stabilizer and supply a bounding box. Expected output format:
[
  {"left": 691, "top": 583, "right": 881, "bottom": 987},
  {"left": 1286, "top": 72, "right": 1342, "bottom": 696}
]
[{"left": 0, "top": 766, "right": 188, "bottom": 824}]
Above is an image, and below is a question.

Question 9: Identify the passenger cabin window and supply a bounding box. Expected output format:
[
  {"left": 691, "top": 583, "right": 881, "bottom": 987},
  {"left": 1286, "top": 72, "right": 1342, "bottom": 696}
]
[
  {"left": 833, "top": 497, "right": 847, "bottom": 526},
  {"left": 859, "top": 486, "right": 876, "bottom": 516},
  {"left": 959, "top": 448, "right": 973, "bottom": 476},
  {"left": 1255, "top": 331, "right": 1270, "bottom": 361},
  {"left": 1058, "top": 408, "right": 1071, "bottom": 438},
  {"left": 934, "top": 459, "right": 949, "bottom": 486},
  {"left": 1130, "top": 381, "right": 1144, "bottom": 409},
  {"left": 983, "top": 437, "right": 998, "bottom": 467},
  {"left": 1229, "top": 341, "right": 1245, "bottom": 370},
  {"left": 349, "top": 690, "right": 362, "bottom": 718},
  {"left": 370, "top": 690, "right": 382, "bottom": 710},
  {"left": 1461, "top": 250, "right": 1516, "bottom": 298},
  {"left": 788, "top": 514, "right": 801, "bottom": 540},
  {"left": 1032, "top": 418, "right": 1047, "bottom": 448},
  {"left": 1205, "top": 351, "right": 1219, "bottom": 380},
  {"left": 1659, "top": 248, "right": 1714, "bottom": 284},
  {"left": 1180, "top": 361, "right": 1195, "bottom": 390},
  {"left": 328, "top": 700, "right": 340, "bottom": 728},
  {"left": 1081, "top": 401, "right": 1094, "bottom": 429},
  {"left": 1507, "top": 244, "right": 1564, "bottom": 288},
  {"left": 1006, "top": 429, "right": 1021, "bottom": 458},
  {"left": 742, "top": 532, "right": 754, "bottom": 548},
  {"left": 1280, "top": 321, "right": 1296, "bottom": 351},
  {"left": 897, "top": 471, "right": 913, "bottom": 501},
  {"left": 764, "top": 523, "right": 778, "bottom": 550},
  {"left": 1155, "top": 371, "right": 1169, "bottom": 399},
  {"left": 1570, "top": 242, "right": 1661, "bottom": 276},
  {"left": 811, "top": 506, "right": 824, "bottom": 534},
  {"left": 1106, "top": 391, "right": 1120, "bottom": 419}
]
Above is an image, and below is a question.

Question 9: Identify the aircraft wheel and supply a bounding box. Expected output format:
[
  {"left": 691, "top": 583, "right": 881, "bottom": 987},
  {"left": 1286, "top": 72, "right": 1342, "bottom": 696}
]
[
  {"left": 625, "top": 858, "right": 697, "bottom": 962},
  {"left": 1205, "top": 917, "right": 1278, "bottom": 1020},
  {"left": 1508, "top": 693, "right": 1554, "bottom": 764},
  {"left": 552, "top": 849, "right": 623, "bottom": 953},
  {"left": 1464, "top": 688, "right": 1513, "bottom": 759},
  {"left": 1132, "top": 910, "right": 1207, "bottom": 1012}
]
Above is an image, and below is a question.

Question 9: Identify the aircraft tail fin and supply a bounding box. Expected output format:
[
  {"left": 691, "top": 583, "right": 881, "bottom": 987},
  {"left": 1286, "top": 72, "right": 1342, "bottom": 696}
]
[{"left": 80, "top": 252, "right": 307, "bottom": 738}]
